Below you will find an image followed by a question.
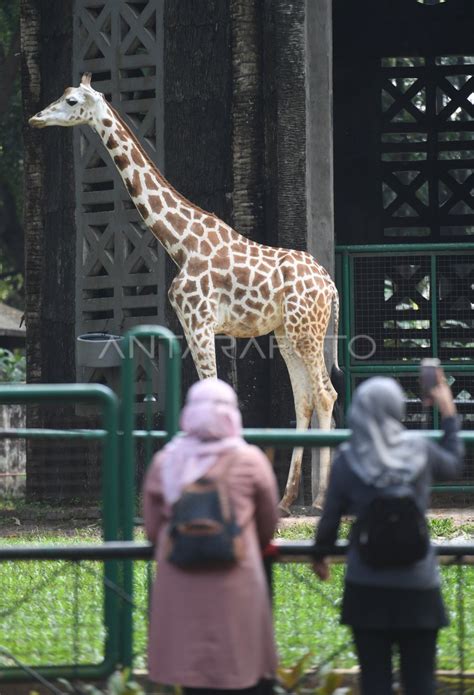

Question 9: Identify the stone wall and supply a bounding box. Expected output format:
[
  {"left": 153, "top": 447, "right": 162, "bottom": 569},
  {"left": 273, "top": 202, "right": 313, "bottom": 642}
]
[{"left": 0, "top": 404, "right": 26, "bottom": 496}]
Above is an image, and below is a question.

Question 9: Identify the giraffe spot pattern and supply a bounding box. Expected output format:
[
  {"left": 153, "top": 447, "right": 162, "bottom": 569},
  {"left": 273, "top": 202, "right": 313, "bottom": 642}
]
[
  {"left": 188, "top": 258, "right": 209, "bottom": 277},
  {"left": 234, "top": 266, "right": 251, "bottom": 286},
  {"left": 162, "top": 191, "right": 177, "bottom": 208},
  {"left": 149, "top": 195, "right": 162, "bottom": 214},
  {"left": 245, "top": 298, "right": 262, "bottom": 312},
  {"left": 167, "top": 211, "right": 188, "bottom": 235},
  {"left": 180, "top": 207, "right": 193, "bottom": 221},
  {"left": 207, "top": 231, "right": 220, "bottom": 246},
  {"left": 107, "top": 134, "right": 119, "bottom": 149},
  {"left": 114, "top": 154, "right": 130, "bottom": 171},
  {"left": 144, "top": 173, "right": 158, "bottom": 190},
  {"left": 234, "top": 287, "right": 246, "bottom": 301},
  {"left": 116, "top": 126, "right": 129, "bottom": 142},
  {"left": 181, "top": 279, "right": 197, "bottom": 294},
  {"left": 183, "top": 234, "right": 198, "bottom": 253},
  {"left": 199, "top": 240, "right": 212, "bottom": 255},
  {"left": 213, "top": 252, "right": 230, "bottom": 270},
  {"left": 151, "top": 221, "right": 176, "bottom": 248},
  {"left": 211, "top": 272, "right": 232, "bottom": 291},
  {"left": 137, "top": 203, "right": 149, "bottom": 220},
  {"left": 130, "top": 147, "right": 145, "bottom": 167},
  {"left": 125, "top": 170, "right": 142, "bottom": 198},
  {"left": 102, "top": 118, "right": 113, "bottom": 127}
]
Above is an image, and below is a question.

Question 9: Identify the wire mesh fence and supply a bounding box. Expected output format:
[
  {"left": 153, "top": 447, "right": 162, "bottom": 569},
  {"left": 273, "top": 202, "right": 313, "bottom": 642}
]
[
  {"left": 351, "top": 372, "right": 474, "bottom": 500},
  {"left": 2, "top": 543, "right": 474, "bottom": 694},
  {"left": 273, "top": 560, "right": 474, "bottom": 693},
  {"left": 0, "top": 559, "right": 106, "bottom": 669},
  {"left": 0, "top": 400, "right": 117, "bottom": 535},
  {"left": 348, "top": 250, "right": 473, "bottom": 365},
  {"left": 353, "top": 254, "right": 433, "bottom": 362},
  {"left": 337, "top": 245, "right": 474, "bottom": 506}
]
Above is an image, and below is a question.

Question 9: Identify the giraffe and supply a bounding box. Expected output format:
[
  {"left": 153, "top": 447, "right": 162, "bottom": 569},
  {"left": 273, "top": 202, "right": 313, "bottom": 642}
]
[{"left": 29, "top": 73, "right": 343, "bottom": 513}]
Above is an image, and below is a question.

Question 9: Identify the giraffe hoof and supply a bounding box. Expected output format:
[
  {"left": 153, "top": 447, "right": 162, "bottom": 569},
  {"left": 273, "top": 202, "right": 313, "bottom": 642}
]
[
  {"left": 278, "top": 504, "right": 292, "bottom": 518},
  {"left": 311, "top": 504, "right": 324, "bottom": 516}
]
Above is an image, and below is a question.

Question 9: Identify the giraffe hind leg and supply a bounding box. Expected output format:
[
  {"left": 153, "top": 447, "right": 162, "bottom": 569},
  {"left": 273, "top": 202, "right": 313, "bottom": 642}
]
[
  {"left": 283, "top": 321, "right": 337, "bottom": 512},
  {"left": 274, "top": 327, "right": 314, "bottom": 515},
  {"left": 306, "top": 357, "right": 337, "bottom": 511}
]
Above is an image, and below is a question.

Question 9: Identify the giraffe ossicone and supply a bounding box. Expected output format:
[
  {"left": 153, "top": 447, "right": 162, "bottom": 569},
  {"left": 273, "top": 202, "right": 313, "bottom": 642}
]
[{"left": 29, "top": 73, "right": 344, "bottom": 514}]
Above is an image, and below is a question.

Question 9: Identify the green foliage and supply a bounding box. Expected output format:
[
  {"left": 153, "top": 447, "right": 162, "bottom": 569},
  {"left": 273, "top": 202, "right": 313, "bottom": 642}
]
[
  {"left": 276, "top": 523, "right": 315, "bottom": 540},
  {"left": 277, "top": 651, "right": 313, "bottom": 692},
  {"left": 0, "top": 347, "right": 25, "bottom": 381},
  {"left": 314, "top": 668, "right": 351, "bottom": 695},
  {"left": 0, "top": 272, "right": 23, "bottom": 305},
  {"left": 428, "top": 517, "right": 458, "bottom": 538},
  {"left": 275, "top": 521, "right": 351, "bottom": 541},
  {"left": 57, "top": 668, "right": 144, "bottom": 695}
]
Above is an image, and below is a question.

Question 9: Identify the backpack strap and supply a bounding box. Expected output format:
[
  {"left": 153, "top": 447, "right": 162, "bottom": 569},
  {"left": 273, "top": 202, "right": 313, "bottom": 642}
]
[{"left": 213, "top": 448, "right": 257, "bottom": 531}]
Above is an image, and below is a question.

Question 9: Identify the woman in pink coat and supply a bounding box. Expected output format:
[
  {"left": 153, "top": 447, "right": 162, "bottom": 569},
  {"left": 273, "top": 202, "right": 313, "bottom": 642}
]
[{"left": 143, "top": 378, "right": 279, "bottom": 695}]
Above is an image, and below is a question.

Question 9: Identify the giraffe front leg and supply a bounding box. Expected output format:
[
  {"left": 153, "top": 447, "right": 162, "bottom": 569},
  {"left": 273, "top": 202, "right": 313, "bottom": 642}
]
[
  {"left": 169, "top": 282, "right": 217, "bottom": 380},
  {"left": 279, "top": 447, "right": 305, "bottom": 516},
  {"left": 180, "top": 320, "right": 217, "bottom": 380}
]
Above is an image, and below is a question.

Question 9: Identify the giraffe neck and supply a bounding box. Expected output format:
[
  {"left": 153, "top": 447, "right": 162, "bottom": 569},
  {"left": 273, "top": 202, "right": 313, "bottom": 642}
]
[{"left": 92, "top": 103, "right": 205, "bottom": 266}]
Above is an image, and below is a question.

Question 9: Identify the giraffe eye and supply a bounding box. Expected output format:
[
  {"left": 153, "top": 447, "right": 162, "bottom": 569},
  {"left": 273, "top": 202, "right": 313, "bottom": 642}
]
[{"left": 66, "top": 98, "right": 78, "bottom": 106}]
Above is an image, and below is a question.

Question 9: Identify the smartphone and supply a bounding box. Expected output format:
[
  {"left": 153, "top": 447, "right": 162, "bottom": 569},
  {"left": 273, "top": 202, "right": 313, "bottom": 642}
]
[{"left": 420, "top": 358, "right": 441, "bottom": 400}]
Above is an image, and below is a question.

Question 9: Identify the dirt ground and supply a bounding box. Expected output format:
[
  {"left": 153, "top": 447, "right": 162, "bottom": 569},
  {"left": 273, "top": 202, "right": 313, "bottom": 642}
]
[
  {"left": 278, "top": 510, "right": 474, "bottom": 530},
  {"left": 0, "top": 506, "right": 102, "bottom": 536},
  {"left": 1, "top": 504, "right": 474, "bottom": 537}
]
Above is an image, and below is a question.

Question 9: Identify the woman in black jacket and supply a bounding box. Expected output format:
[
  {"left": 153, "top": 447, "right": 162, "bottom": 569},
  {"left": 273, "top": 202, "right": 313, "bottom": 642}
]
[{"left": 313, "top": 372, "right": 464, "bottom": 695}]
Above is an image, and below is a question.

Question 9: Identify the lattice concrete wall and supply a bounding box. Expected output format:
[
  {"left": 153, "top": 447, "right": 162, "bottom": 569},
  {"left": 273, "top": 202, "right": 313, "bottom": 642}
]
[{"left": 73, "top": 0, "right": 165, "bottom": 395}]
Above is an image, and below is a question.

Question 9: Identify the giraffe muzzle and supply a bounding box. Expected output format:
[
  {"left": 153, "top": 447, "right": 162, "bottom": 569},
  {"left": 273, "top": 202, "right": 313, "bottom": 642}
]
[{"left": 28, "top": 114, "right": 47, "bottom": 128}]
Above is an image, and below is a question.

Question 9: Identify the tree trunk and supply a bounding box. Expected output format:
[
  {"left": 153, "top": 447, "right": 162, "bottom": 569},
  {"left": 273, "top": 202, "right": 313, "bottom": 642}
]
[
  {"left": 164, "top": 0, "right": 234, "bottom": 398},
  {"left": 21, "top": 0, "right": 79, "bottom": 501},
  {"left": 230, "top": 0, "right": 270, "bottom": 429},
  {"left": 21, "top": 0, "right": 42, "bottom": 386}
]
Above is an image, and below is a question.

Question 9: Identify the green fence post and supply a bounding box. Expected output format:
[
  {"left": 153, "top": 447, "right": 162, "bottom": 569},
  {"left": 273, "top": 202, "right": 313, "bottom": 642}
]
[
  {"left": 341, "top": 251, "right": 352, "bottom": 409},
  {"left": 120, "top": 325, "right": 181, "bottom": 669},
  {"left": 121, "top": 325, "right": 181, "bottom": 540},
  {"left": 430, "top": 254, "right": 440, "bottom": 429}
]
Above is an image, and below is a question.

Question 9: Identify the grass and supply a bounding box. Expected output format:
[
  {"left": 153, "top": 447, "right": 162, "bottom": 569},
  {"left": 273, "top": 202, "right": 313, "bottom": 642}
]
[{"left": 0, "top": 519, "right": 473, "bottom": 676}]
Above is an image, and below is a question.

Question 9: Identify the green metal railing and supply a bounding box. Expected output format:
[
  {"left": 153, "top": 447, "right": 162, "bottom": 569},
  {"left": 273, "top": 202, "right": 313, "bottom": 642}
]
[
  {"left": 1, "top": 321, "right": 473, "bottom": 682},
  {"left": 2, "top": 541, "right": 474, "bottom": 694},
  {"left": 0, "top": 384, "right": 120, "bottom": 682}
]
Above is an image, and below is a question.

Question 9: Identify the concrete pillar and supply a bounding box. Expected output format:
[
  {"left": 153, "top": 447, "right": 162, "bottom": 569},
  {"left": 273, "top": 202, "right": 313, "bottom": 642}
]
[{"left": 305, "top": 0, "right": 336, "bottom": 501}]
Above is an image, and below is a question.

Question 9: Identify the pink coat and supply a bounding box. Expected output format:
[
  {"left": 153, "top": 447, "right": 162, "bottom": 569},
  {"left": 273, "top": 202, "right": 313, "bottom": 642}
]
[{"left": 143, "top": 444, "right": 280, "bottom": 689}]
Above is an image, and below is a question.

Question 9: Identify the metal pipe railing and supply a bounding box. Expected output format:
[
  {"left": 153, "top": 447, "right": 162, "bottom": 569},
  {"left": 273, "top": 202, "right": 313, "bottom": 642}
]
[{"left": 1, "top": 539, "right": 473, "bottom": 562}]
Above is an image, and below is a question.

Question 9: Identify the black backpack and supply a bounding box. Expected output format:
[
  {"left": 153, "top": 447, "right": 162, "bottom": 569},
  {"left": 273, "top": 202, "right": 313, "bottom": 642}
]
[
  {"left": 166, "top": 457, "right": 243, "bottom": 570},
  {"left": 352, "top": 484, "right": 430, "bottom": 569}
]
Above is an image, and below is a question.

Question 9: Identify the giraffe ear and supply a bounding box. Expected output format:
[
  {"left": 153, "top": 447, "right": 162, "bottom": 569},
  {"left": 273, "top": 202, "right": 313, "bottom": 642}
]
[{"left": 81, "top": 72, "right": 92, "bottom": 87}]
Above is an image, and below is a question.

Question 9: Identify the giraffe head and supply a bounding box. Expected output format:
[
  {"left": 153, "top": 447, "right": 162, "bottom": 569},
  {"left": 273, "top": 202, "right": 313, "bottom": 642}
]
[{"left": 29, "top": 73, "right": 105, "bottom": 129}]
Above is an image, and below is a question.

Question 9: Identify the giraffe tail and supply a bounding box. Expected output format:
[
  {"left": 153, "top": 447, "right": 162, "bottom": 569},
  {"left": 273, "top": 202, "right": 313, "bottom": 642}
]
[{"left": 329, "top": 285, "right": 345, "bottom": 428}]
